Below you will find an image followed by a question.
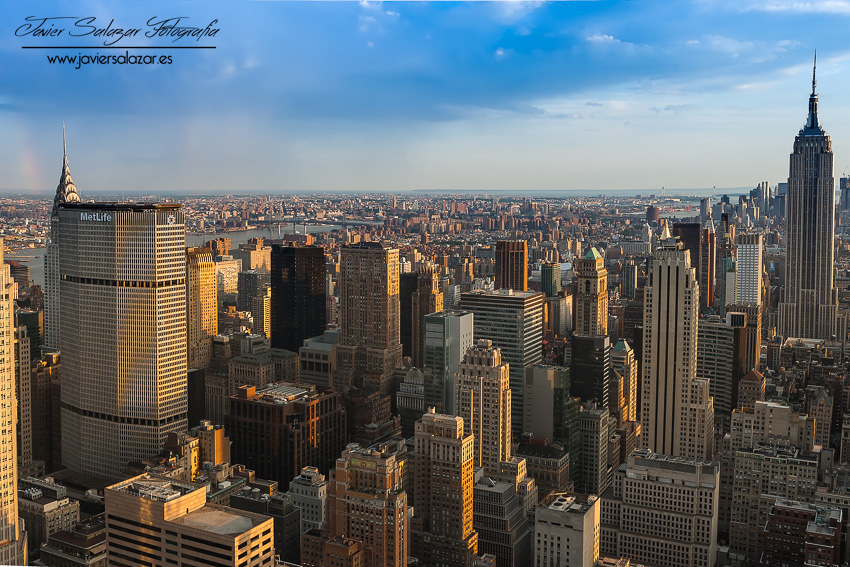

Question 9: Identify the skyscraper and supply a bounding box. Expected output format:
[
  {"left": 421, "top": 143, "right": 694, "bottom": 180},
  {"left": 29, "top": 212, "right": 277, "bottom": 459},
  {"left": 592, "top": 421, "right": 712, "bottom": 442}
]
[
  {"left": 270, "top": 244, "right": 326, "bottom": 353},
  {"left": 335, "top": 243, "right": 402, "bottom": 394},
  {"left": 572, "top": 247, "right": 611, "bottom": 410},
  {"left": 0, "top": 242, "right": 26, "bottom": 565},
  {"left": 610, "top": 339, "right": 638, "bottom": 424},
  {"left": 411, "top": 263, "right": 444, "bottom": 368},
  {"left": 778, "top": 57, "right": 838, "bottom": 340},
  {"left": 840, "top": 176, "right": 850, "bottom": 212},
  {"left": 252, "top": 285, "right": 272, "bottom": 339},
  {"left": 672, "top": 222, "right": 702, "bottom": 286},
  {"left": 327, "top": 443, "right": 409, "bottom": 567},
  {"left": 411, "top": 410, "right": 478, "bottom": 567},
  {"left": 700, "top": 221, "right": 716, "bottom": 311},
  {"left": 459, "top": 289, "right": 545, "bottom": 437},
  {"left": 697, "top": 315, "right": 747, "bottom": 432},
  {"left": 44, "top": 127, "right": 81, "bottom": 350},
  {"left": 715, "top": 213, "right": 736, "bottom": 312},
  {"left": 455, "top": 340, "right": 511, "bottom": 476},
  {"left": 734, "top": 233, "right": 763, "bottom": 307},
  {"left": 620, "top": 259, "right": 638, "bottom": 300},
  {"left": 570, "top": 335, "right": 610, "bottom": 410},
  {"left": 495, "top": 240, "right": 528, "bottom": 291},
  {"left": 640, "top": 225, "right": 714, "bottom": 460},
  {"left": 541, "top": 262, "right": 561, "bottom": 298},
  {"left": 186, "top": 247, "right": 217, "bottom": 370},
  {"left": 574, "top": 248, "right": 608, "bottom": 336},
  {"left": 422, "top": 310, "right": 474, "bottom": 415},
  {"left": 59, "top": 203, "right": 187, "bottom": 480}
]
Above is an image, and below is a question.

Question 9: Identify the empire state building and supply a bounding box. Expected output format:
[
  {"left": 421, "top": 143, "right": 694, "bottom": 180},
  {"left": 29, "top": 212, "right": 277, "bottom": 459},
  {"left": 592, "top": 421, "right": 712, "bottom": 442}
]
[{"left": 778, "top": 56, "right": 838, "bottom": 340}]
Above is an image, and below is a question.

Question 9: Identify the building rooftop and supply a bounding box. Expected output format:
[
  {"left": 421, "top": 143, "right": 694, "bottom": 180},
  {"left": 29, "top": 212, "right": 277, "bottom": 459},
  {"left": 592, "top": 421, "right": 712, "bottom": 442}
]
[
  {"left": 110, "top": 475, "right": 199, "bottom": 502},
  {"left": 474, "top": 477, "right": 512, "bottom": 494},
  {"left": 237, "top": 382, "right": 331, "bottom": 405},
  {"left": 461, "top": 288, "right": 544, "bottom": 300},
  {"left": 171, "top": 504, "right": 269, "bottom": 535},
  {"left": 583, "top": 247, "right": 603, "bottom": 260},
  {"left": 425, "top": 309, "right": 473, "bottom": 319},
  {"left": 515, "top": 442, "right": 568, "bottom": 461},
  {"left": 540, "top": 492, "right": 597, "bottom": 514}
]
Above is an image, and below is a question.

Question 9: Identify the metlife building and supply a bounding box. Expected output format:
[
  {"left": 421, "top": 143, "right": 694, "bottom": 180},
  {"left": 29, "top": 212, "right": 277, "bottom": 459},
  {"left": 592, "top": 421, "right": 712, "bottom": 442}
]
[{"left": 57, "top": 203, "right": 187, "bottom": 480}]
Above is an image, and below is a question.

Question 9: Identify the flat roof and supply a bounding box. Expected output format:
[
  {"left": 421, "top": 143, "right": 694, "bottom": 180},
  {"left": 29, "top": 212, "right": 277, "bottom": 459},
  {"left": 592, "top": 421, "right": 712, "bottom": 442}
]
[
  {"left": 109, "top": 475, "right": 200, "bottom": 502},
  {"left": 171, "top": 504, "right": 268, "bottom": 535},
  {"left": 59, "top": 202, "right": 182, "bottom": 211}
]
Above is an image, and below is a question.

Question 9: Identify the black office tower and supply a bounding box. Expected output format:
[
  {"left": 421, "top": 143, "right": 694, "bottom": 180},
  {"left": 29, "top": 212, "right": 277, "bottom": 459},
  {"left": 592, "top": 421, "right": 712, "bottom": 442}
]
[
  {"left": 270, "top": 244, "right": 326, "bottom": 352},
  {"left": 399, "top": 272, "right": 418, "bottom": 359},
  {"left": 569, "top": 335, "right": 610, "bottom": 410}
]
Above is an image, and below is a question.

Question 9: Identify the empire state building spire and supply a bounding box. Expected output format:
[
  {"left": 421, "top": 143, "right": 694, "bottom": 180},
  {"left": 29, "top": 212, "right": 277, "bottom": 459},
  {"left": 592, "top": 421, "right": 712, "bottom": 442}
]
[
  {"left": 778, "top": 53, "right": 838, "bottom": 340},
  {"left": 805, "top": 51, "right": 821, "bottom": 132}
]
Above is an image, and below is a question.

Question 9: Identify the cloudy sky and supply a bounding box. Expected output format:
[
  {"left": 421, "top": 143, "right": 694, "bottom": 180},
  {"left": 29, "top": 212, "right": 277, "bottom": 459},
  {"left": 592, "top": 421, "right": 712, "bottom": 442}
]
[{"left": 3, "top": 0, "right": 850, "bottom": 195}]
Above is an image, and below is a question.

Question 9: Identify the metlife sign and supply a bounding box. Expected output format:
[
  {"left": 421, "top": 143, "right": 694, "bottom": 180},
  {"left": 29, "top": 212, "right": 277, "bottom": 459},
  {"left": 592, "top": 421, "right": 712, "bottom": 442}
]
[{"left": 79, "top": 211, "right": 112, "bottom": 222}]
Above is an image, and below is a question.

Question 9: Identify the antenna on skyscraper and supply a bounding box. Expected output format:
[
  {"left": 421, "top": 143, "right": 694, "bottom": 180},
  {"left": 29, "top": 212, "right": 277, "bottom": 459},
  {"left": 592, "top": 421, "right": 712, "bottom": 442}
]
[{"left": 813, "top": 50, "right": 817, "bottom": 95}]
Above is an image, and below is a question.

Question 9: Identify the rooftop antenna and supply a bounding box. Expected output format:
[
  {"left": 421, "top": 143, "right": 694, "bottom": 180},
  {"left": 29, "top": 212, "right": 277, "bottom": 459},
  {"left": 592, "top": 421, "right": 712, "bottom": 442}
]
[{"left": 812, "top": 49, "right": 817, "bottom": 95}]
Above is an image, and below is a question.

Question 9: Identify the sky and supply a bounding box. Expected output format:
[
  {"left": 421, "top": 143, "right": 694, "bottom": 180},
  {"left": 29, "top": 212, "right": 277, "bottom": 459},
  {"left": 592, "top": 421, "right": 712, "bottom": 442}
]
[{"left": 3, "top": 0, "right": 850, "bottom": 196}]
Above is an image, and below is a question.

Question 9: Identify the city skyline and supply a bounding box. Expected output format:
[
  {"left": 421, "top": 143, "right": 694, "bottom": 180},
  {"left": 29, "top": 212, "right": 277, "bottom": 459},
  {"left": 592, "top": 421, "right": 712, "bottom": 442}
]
[{"left": 4, "top": 1, "right": 850, "bottom": 195}]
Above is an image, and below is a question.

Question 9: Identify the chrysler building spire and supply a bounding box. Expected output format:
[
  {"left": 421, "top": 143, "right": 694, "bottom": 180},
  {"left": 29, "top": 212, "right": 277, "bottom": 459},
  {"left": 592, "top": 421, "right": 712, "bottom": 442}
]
[{"left": 53, "top": 122, "right": 81, "bottom": 219}]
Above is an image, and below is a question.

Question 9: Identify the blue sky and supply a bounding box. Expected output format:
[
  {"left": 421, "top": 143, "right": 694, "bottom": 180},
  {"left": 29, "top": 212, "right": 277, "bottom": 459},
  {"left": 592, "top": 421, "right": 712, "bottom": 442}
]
[{"left": 3, "top": 0, "right": 850, "bottom": 195}]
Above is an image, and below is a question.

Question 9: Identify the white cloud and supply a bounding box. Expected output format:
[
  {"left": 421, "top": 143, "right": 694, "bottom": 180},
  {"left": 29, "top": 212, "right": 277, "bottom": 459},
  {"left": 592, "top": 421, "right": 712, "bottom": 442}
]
[
  {"left": 699, "top": 35, "right": 800, "bottom": 62},
  {"left": 585, "top": 34, "right": 651, "bottom": 55},
  {"left": 699, "top": 0, "right": 850, "bottom": 14},
  {"left": 494, "top": 1, "right": 546, "bottom": 24},
  {"left": 358, "top": 14, "right": 376, "bottom": 33},
  {"left": 749, "top": 0, "right": 850, "bottom": 14}
]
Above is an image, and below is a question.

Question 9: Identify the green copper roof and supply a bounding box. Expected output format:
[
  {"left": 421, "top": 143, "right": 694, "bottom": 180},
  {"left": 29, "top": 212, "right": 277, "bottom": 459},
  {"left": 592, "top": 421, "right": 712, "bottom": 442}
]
[
  {"left": 583, "top": 247, "right": 603, "bottom": 260},
  {"left": 612, "top": 339, "right": 631, "bottom": 352}
]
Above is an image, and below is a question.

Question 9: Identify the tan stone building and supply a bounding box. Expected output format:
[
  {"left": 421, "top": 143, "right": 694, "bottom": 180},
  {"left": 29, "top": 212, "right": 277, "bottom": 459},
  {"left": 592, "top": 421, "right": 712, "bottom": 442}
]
[
  {"left": 641, "top": 225, "right": 714, "bottom": 461},
  {"left": 410, "top": 263, "right": 444, "bottom": 368},
  {"left": 729, "top": 444, "right": 819, "bottom": 560},
  {"left": 104, "top": 473, "right": 274, "bottom": 567},
  {"left": 0, "top": 243, "right": 28, "bottom": 564},
  {"left": 574, "top": 247, "right": 608, "bottom": 336},
  {"left": 411, "top": 410, "right": 478, "bottom": 567},
  {"left": 327, "top": 444, "right": 409, "bottom": 567},
  {"left": 600, "top": 450, "right": 718, "bottom": 567},
  {"left": 534, "top": 493, "right": 600, "bottom": 567},
  {"left": 251, "top": 286, "right": 271, "bottom": 339},
  {"left": 456, "top": 340, "right": 511, "bottom": 476},
  {"left": 610, "top": 340, "right": 637, "bottom": 424},
  {"left": 334, "top": 243, "right": 403, "bottom": 394},
  {"left": 186, "top": 247, "right": 218, "bottom": 370}
]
